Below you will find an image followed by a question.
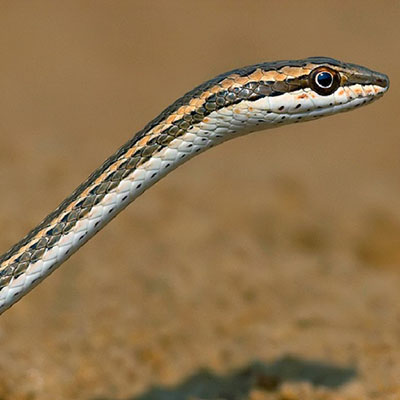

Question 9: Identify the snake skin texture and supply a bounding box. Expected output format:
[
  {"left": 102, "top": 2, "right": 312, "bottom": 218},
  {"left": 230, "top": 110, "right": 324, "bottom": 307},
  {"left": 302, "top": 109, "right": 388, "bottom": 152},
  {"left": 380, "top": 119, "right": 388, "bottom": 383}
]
[{"left": 0, "top": 57, "right": 389, "bottom": 314}]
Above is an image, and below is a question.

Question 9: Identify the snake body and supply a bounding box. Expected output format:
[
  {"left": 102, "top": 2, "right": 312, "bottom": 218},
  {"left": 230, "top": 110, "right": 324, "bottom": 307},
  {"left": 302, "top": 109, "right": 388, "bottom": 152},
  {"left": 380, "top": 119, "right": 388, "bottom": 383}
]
[{"left": 0, "top": 57, "right": 389, "bottom": 314}]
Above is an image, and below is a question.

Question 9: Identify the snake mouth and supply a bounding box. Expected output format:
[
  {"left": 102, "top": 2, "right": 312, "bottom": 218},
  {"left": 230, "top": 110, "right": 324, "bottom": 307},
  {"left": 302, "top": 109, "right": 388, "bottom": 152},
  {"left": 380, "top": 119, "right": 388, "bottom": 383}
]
[
  {"left": 260, "top": 82, "right": 387, "bottom": 118},
  {"left": 373, "top": 73, "right": 390, "bottom": 90},
  {"left": 267, "top": 93, "right": 383, "bottom": 125}
]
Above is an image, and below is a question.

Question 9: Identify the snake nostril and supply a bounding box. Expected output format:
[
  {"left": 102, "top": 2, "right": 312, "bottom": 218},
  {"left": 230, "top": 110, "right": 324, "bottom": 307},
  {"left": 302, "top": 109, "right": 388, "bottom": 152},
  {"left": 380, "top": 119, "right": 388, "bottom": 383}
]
[{"left": 375, "top": 74, "right": 390, "bottom": 89}]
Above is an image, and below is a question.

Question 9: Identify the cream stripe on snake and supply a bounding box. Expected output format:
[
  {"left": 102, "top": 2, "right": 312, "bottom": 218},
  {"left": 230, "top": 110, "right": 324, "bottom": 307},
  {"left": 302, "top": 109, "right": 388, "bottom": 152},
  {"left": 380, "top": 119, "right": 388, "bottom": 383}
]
[{"left": 0, "top": 57, "right": 389, "bottom": 314}]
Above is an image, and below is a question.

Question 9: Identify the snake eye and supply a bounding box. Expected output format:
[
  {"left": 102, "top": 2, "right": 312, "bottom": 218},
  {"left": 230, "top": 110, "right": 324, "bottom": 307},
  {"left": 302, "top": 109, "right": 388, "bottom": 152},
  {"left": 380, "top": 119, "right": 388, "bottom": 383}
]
[
  {"left": 316, "top": 71, "right": 333, "bottom": 88},
  {"left": 309, "top": 66, "right": 340, "bottom": 96}
]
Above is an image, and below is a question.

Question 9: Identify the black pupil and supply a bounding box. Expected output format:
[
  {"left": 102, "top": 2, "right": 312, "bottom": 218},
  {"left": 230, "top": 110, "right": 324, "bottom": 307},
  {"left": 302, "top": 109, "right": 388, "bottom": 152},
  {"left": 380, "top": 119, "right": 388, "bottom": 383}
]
[{"left": 316, "top": 72, "right": 333, "bottom": 88}]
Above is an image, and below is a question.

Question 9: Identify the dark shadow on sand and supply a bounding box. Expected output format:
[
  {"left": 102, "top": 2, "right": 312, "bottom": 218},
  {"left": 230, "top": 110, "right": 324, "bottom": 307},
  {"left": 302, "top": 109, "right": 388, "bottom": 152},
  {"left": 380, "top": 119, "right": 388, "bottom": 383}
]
[{"left": 93, "top": 355, "right": 356, "bottom": 400}]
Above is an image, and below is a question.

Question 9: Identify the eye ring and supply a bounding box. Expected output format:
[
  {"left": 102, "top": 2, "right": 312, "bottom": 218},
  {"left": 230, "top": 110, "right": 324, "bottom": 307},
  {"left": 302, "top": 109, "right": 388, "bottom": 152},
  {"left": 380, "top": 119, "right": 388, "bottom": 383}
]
[{"left": 309, "top": 66, "right": 340, "bottom": 96}]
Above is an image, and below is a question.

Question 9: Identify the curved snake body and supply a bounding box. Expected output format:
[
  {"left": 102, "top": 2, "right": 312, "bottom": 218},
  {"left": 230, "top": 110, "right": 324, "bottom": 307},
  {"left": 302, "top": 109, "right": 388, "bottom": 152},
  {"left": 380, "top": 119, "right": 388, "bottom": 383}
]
[{"left": 0, "top": 57, "right": 389, "bottom": 314}]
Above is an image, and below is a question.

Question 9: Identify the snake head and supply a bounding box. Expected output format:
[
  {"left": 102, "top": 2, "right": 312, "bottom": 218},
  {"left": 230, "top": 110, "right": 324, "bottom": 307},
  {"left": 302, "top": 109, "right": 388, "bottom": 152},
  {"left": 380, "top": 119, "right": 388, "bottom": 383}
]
[{"left": 243, "top": 57, "right": 390, "bottom": 126}]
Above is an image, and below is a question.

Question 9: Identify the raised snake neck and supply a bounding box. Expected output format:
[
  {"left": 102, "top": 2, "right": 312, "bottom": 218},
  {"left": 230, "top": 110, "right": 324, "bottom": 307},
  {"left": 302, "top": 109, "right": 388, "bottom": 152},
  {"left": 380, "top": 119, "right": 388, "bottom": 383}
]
[{"left": 0, "top": 57, "right": 389, "bottom": 314}]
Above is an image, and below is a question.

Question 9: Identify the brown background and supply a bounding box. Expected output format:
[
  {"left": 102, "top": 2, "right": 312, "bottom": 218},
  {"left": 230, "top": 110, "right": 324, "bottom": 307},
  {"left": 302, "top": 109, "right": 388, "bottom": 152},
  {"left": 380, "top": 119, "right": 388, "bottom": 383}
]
[{"left": 0, "top": 1, "right": 399, "bottom": 399}]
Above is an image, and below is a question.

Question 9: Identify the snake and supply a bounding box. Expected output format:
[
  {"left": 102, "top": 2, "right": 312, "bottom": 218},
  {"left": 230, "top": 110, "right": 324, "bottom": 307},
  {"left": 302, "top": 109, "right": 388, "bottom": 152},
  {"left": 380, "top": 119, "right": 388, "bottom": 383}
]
[{"left": 0, "top": 57, "right": 389, "bottom": 315}]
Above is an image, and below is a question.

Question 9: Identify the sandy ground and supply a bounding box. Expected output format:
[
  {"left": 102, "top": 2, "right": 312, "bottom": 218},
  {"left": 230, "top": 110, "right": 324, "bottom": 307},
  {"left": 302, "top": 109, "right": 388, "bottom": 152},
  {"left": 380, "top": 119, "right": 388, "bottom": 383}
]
[{"left": 0, "top": 1, "right": 399, "bottom": 399}]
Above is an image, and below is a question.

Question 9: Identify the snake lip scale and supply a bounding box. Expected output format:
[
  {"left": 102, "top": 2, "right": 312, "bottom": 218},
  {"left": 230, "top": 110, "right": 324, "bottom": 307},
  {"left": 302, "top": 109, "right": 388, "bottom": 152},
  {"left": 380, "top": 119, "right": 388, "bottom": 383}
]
[{"left": 0, "top": 57, "right": 389, "bottom": 315}]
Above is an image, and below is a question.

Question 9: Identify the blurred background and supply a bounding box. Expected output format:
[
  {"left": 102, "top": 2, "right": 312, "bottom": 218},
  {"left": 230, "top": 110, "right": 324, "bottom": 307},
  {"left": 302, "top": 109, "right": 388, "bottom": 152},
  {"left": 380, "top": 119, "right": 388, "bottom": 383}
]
[{"left": 0, "top": 1, "right": 399, "bottom": 399}]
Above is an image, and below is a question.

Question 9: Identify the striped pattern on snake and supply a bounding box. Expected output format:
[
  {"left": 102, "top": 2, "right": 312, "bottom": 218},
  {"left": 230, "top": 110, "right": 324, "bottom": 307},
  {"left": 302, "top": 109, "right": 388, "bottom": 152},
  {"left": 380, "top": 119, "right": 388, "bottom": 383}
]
[{"left": 0, "top": 57, "right": 389, "bottom": 314}]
